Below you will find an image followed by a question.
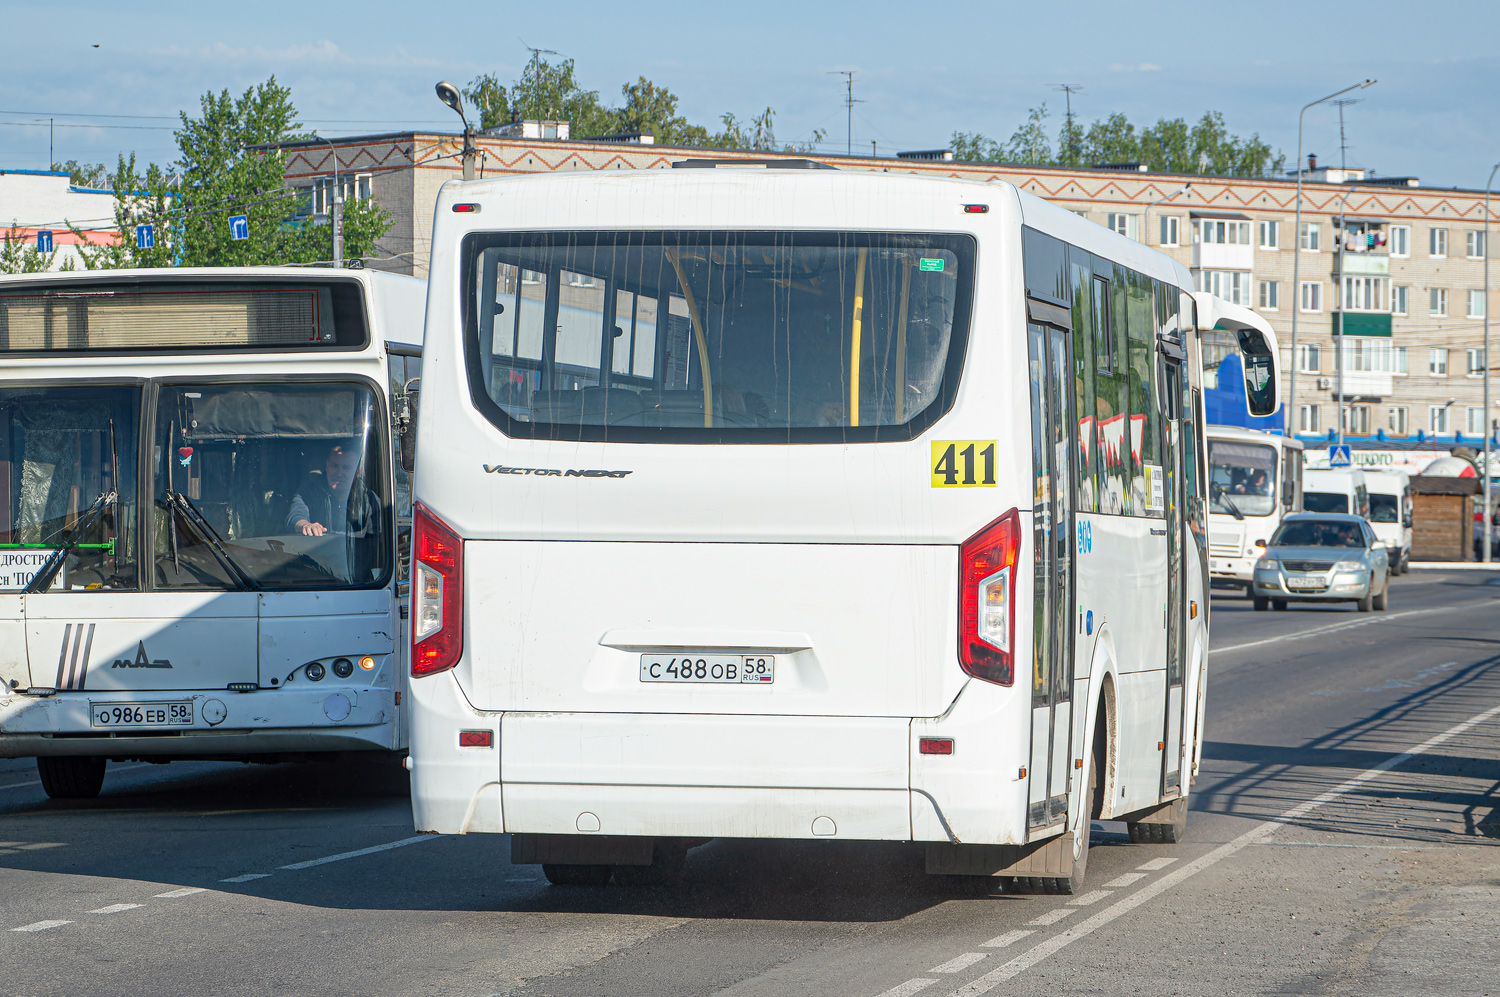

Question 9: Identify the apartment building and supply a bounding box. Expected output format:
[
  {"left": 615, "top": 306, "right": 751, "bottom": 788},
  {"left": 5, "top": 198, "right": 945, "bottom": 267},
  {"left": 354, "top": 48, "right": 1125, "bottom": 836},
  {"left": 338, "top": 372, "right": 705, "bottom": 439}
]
[{"left": 274, "top": 133, "right": 1497, "bottom": 444}]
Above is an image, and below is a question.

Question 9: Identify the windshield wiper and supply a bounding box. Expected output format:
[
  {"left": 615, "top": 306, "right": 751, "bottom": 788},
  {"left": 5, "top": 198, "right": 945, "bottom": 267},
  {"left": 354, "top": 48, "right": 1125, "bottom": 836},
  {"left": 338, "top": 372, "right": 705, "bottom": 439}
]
[
  {"left": 1211, "top": 485, "right": 1245, "bottom": 521},
  {"left": 15, "top": 490, "right": 116, "bottom": 594},
  {"left": 162, "top": 491, "right": 260, "bottom": 591}
]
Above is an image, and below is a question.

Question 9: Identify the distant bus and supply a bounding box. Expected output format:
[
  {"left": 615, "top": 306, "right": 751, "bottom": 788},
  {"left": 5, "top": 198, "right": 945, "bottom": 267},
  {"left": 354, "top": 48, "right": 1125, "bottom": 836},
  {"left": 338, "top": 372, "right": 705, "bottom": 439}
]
[
  {"left": 1205, "top": 423, "right": 1303, "bottom": 596},
  {"left": 0, "top": 267, "right": 425, "bottom": 798},
  {"left": 404, "top": 163, "right": 1279, "bottom": 892}
]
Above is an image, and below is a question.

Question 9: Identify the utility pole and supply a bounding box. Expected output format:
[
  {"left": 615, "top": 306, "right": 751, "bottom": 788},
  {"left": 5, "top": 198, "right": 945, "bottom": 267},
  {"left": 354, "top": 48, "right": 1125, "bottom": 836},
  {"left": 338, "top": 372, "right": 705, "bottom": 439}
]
[
  {"left": 1484, "top": 162, "right": 1497, "bottom": 562},
  {"left": 1051, "top": 84, "right": 1083, "bottom": 164},
  {"left": 522, "top": 43, "right": 560, "bottom": 120},
  {"left": 49, "top": 118, "right": 53, "bottom": 169},
  {"left": 829, "top": 70, "right": 863, "bottom": 156},
  {"left": 311, "top": 135, "right": 343, "bottom": 267}
]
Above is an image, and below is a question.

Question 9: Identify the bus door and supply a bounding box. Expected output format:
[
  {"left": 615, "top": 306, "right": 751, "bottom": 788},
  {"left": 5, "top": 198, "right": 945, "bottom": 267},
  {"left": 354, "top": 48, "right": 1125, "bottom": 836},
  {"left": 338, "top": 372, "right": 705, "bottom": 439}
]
[
  {"left": 1026, "top": 318, "right": 1076, "bottom": 830},
  {"left": 1159, "top": 352, "right": 1186, "bottom": 796}
]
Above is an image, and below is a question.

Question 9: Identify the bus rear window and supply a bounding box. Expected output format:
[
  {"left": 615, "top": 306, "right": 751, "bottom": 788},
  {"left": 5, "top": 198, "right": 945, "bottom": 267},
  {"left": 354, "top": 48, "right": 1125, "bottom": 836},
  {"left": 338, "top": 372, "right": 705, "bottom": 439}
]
[{"left": 463, "top": 231, "right": 974, "bottom": 443}]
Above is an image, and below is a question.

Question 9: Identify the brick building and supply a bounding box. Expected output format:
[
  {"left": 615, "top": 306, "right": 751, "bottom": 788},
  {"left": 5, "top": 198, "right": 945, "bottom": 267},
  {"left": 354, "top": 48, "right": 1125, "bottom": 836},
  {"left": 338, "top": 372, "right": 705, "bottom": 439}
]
[{"left": 275, "top": 132, "right": 1499, "bottom": 446}]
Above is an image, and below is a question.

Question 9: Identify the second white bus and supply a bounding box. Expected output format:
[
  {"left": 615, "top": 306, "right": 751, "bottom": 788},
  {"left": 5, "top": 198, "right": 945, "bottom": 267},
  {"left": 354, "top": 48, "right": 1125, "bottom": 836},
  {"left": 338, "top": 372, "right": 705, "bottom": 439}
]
[{"left": 1206, "top": 422, "right": 1304, "bottom": 596}]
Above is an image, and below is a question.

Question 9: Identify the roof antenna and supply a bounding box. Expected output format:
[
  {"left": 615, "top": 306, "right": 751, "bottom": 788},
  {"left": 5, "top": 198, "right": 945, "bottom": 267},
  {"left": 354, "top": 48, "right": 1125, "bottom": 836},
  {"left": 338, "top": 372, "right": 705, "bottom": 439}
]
[
  {"left": 1051, "top": 84, "right": 1084, "bottom": 163},
  {"left": 828, "top": 70, "right": 864, "bottom": 156}
]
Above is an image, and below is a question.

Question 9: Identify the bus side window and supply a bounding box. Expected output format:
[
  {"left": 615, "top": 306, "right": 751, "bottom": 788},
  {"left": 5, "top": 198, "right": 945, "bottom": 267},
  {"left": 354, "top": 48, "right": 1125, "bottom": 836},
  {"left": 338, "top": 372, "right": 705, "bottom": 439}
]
[
  {"left": 1068, "top": 250, "right": 1095, "bottom": 514},
  {"left": 1127, "top": 273, "right": 1158, "bottom": 517}
]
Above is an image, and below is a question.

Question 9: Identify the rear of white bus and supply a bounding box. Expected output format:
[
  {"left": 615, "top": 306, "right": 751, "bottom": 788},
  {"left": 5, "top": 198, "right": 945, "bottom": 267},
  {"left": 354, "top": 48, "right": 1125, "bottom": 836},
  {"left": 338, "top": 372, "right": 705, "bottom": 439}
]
[
  {"left": 409, "top": 169, "right": 1043, "bottom": 875},
  {"left": 0, "top": 270, "right": 423, "bottom": 798}
]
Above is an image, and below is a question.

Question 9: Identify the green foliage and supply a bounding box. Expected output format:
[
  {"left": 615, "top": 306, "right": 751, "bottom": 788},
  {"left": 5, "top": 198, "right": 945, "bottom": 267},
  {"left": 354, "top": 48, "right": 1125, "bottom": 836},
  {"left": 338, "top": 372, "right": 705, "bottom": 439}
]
[
  {"left": 953, "top": 107, "right": 1285, "bottom": 178},
  {"left": 615, "top": 77, "right": 709, "bottom": 146},
  {"left": 463, "top": 73, "right": 511, "bottom": 131},
  {"left": 0, "top": 225, "right": 72, "bottom": 274},
  {"left": 69, "top": 154, "right": 178, "bottom": 270},
  {"left": 51, "top": 160, "right": 110, "bottom": 189}
]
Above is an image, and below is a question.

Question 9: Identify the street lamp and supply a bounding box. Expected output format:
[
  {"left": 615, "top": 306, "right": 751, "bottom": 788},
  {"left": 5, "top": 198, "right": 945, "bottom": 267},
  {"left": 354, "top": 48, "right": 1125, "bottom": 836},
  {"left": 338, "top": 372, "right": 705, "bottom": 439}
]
[
  {"left": 1483, "top": 162, "right": 1498, "bottom": 562},
  {"left": 309, "top": 134, "right": 343, "bottom": 269},
  {"left": 1143, "top": 182, "right": 1191, "bottom": 248},
  {"left": 1334, "top": 185, "right": 1357, "bottom": 448},
  {"left": 1288, "top": 79, "right": 1376, "bottom": 441},
  {"left": 435, "top": 80, "right": 478, "bottom": 181}
]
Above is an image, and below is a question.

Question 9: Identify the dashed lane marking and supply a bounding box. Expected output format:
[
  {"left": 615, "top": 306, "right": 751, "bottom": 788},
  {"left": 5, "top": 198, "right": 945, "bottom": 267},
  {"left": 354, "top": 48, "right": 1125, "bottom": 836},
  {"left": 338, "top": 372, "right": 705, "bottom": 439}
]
[
  {"left": 930, "top": 953, "right": 987, "bottom": 974},
  {"left": 1026, "top": 909, "right": 1073, "bottom": 926},
  {"left": 875, "top": 979, "right": 938, "bottom": 997},
  {"left": 1066, "top": 889, "right": 1111, "bottom": 906},
  {"left": 11, "top": 921, "right": 71, "bottom": 932},
  {"left": 942, "top": 698, "right": 1500, "bottom": 997},
  {"left": 88, "top": 904, "right": 142, "bottom": 915},
  {"left": 1103, "top": 873, "right": 1147, "bottom": 887},
  {"left": 219, "top": 873, "right": 270, "bottom": 883},
  {"left": 278, "top": 833, "right": 436, "bottom": 871},
  {"left": 1136, "top": 857, "right": 1177, "bottom": 871},
  {"left": 980, "top": 930, "right": 1033, "bottom": 950},
  {"left": 153, "top": 888, "right": 206, "bottom": 898}
]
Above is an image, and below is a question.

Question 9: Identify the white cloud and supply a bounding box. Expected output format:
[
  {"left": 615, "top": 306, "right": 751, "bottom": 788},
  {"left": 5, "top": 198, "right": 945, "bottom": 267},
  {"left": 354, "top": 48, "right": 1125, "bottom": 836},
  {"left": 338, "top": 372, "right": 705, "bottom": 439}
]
[{"left": 1109, "top": 62, "right": 1162, "bottom": 72}]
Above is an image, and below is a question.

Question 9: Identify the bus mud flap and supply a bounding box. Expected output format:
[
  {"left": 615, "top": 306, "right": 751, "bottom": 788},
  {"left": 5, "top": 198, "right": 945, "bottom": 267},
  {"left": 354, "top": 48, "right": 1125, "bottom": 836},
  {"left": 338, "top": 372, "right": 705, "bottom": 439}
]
[
  {"left": 1117, "top": 797, "right": 1186, "bottom": 825},
  {"left": 925, "top": 832, "right": 1075, "bottom": 878}
]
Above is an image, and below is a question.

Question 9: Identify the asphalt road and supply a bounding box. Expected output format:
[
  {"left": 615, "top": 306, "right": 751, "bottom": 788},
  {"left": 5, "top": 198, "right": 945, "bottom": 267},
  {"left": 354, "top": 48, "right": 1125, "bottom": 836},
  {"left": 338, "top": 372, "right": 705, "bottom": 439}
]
[{"left": 2, "top": 569, "right": 1498, "bottom": 997}]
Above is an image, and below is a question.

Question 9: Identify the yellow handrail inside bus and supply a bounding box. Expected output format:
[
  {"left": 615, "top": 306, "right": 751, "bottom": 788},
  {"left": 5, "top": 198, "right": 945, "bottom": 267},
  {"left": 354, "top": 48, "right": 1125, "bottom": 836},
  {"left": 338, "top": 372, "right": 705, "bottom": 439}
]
[
  {"left": 849, "top": 247, "right": 868, "bottom": 427},
  {"left": 895, "top": 256, "right": 912, "bottom": 423},
  {"left": 664, "top": 248, "right": 714, "bottom": 428}
]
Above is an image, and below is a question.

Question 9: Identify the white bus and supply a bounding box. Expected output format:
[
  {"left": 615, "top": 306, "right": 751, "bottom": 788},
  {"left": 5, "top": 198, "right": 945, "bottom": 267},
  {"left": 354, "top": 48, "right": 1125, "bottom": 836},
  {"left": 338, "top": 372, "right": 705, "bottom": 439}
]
[
  {"left": 1205, "top": 423, "right": 1303, "bottom": 596},
  {"left": 405, "top": 163, "right": 1279, "bottom": 892},
  {"left": 0, "top": 267, "right": 425, "bottom": 798}
]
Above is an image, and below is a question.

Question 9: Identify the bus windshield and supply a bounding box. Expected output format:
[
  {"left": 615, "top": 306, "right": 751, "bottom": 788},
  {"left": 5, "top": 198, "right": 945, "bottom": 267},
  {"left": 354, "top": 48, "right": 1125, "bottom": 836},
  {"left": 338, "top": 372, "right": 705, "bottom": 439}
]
[
  {"left": 466, "top": 231, "right": 974, "bottom": 443},
  {"left": 1368, "top": 493, "right": 1400, "bottom": 523},
  {"left": 152, "top": 382, "right": 391, "bottom": 590},
  {"left": 1208, "top": 440, "right": 1277, "bottom": 517},
  {"left": 1303, "top": 491, "right": 1348, "bottom": 514}
]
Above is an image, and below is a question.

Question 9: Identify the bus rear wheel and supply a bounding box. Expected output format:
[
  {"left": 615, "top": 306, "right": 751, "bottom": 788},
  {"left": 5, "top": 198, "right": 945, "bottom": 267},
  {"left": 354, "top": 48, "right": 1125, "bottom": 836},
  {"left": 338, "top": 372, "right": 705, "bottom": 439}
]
[{"left": 36, "top": 756, "right": 106, "bottom": 800}]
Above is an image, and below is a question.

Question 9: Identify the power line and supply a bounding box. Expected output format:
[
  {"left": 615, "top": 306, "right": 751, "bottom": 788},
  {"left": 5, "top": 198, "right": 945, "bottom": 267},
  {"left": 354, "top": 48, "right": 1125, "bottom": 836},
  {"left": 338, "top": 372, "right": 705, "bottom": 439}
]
[{"left": 828, "top": 70, "right": 864, "bottom": 156}]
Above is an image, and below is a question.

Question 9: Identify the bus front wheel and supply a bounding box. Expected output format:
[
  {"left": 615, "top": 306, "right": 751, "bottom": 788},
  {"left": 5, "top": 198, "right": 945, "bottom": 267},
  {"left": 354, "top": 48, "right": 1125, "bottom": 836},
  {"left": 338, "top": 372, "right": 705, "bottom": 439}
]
[{"left": 36, "top": 756, "right": 106, "bottom": 800}]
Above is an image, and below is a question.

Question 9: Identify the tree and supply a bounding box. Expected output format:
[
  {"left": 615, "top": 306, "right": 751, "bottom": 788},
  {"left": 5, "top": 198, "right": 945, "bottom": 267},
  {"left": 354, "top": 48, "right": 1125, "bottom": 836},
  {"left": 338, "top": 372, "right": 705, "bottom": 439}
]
[
  {"left": 68, "top": 154, "right": 179, "bottom": 270},
  {"left": 1005, "top": 104, "right": 1052, "bottom": 166},
  {"left": 51, "top": 160, "right": 110, "bottom": 189},
  {"left": 0, "top": 225, "right": 71, "bottom": 274},
  {"left": 463, "top": 72, "right": 511, "bottom": 131},
  {"left": 615, "top": 77, "right": 709, "bottom": 145}
]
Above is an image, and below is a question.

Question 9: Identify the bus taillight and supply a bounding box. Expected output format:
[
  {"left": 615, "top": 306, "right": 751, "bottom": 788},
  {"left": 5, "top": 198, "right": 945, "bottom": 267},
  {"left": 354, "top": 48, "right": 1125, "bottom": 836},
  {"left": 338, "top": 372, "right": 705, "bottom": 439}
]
[
  {"left": 412, "top": 503, "right": 463, "bottom": 678},
  {"left": 958, "top": 509, "right": 1019, "bottom": 686}
]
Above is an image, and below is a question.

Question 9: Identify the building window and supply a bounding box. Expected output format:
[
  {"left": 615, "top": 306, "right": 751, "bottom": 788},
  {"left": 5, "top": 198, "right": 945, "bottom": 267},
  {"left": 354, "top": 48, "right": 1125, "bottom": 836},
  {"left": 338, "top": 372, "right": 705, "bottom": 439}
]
[
  {"left": 1429, "top": 227, "right": 1448, "bottom": 258},
  {"left": 1258, "top": 220, "right": 1278, "bottom": 249},
  {"left": 1429, "top": 348, "right": 1449, "bottom": 376},
  {"left": 1468, "top": 348, "right": 1486, "bottom": 376},
  {"left": 1430, "top": 288, "right": 1449, "bottom": 317},
  {"left": 1296, "top": 343, "right": 1321, "bottom": 373},
  {"left": 1340, "top": 276, "right": 1386, "bottom": 312},
  {"left": 1194, "top": 219, "right": 1251, "bottom": 245},
  {"left": 1340, "top": 337, "right": 1403, "bottom": 374},
  {"left": 1389, "top": 406, "right": 1409, "bottom": 435},
  {"left": 1299, "top": 404, "right": 1321, "bottom": 433},
  {"left": 1390, "top": 225, "right": 1409, "bottom": 257},
  {"left": 1299, "top": 222, "right": 1321, "bottom": 251},
  {"left": 1198, "top": 269, "right": 1252, "bottom": 305},
  {"left": 1391, "top": 285, "right": 1409, "bottom": 316},
  {"left": 1468, "top": 289, "right": 1487, "bottom": 319},
  {"left": 1072, "top": 209, "right": 1090, "bottom": 218},
  {"left": 1107, "top": 213, "right": 1141, "bottom": 240},
  {"left": 310, "top": 173, "right": 373, "bottom": 215},
  {"left": 1258, "top": 280, "right": 1279, "bottom": 310},
  {"left": 1159, "top": 215, "right": 1180, "bottom": 246},
  {"left": 1430, "top": 406, "right": 1449, "bottom": 433},
  {"left": 1300, "top": 281, "right": 1322, "bottom": 312},
  {"left": 1394, "top": 346, "right": 1408, "bottom": 374},
  {"left": 1467, "top": 407, "right": 1486, "bottom": 435},
  {"left": 1342, "top": 405, "right": 1371, "bottom": 435},
  {"left": 1467, "top": 230, "right": 1486, "bottom": 259}
]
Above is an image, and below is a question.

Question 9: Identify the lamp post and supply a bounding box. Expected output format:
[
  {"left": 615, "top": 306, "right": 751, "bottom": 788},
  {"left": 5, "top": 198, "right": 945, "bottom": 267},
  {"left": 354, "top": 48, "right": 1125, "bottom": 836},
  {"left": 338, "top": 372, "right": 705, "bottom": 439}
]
[
  {"left": 310, "top": 134, "right": 343, "bottom": 268},
  {"left": 1143, "top": 182, "right": 1192, "bottom": 249},
  {"left": 1288, "top": 79, "right": 1376, "bottom": 441},
  {"left": 1334, "top": 186, "right": 1356, "bottom": 448},
  {"left": 1484, "top": 163, "right": 1498, "bottom": 562},
  {"left": 435, "top": 81, "right": 478, "bottom": 181}
]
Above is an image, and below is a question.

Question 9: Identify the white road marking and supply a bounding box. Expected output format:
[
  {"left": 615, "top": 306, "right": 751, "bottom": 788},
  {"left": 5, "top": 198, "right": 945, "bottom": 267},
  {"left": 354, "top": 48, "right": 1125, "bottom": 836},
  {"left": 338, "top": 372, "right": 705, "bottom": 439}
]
[
  {"left": 1026, "top": 908, "right": 1073, "bottom": 926},
  {"left": 945, "top": 698, "right": 1500, "bottom": 997},
  {"left": 1066, "top": 889, "right": 1111, "bottom": 906},
  {"left": 929, "top": 953, "right": 987, "bottom": 974},
  {"left": 88, "top": 903, "right": 142, "bottom": 914},
  {"left": 979, "top": 930, "right": 1033, "bottom": 949},
  {"left": 11, "top": 920, "right": 72, "bottom": 932},
  {"left": 1210, "top": 606, "right": 1445, "bottom": 656},
  {"left": 876, "top": 979, "right": 938, "bottom": 997},
  {"left": 278, "top": 833, "right": 437, "bottom": 871},
  {"left": 153, "top": 887, "right": 207, "bottom": 898},
  {"left": 1103, "top": 873, "right": 1147, "bottom": 887},
  {"left": 220, "top": 873, "right": 270, "bottom": 883},
  {"left": 1255, "top": 841, "right": 1435, "bottom": 850},
  {"left": 1136, "top": 857, "right": 1177, "bottom": 871}
]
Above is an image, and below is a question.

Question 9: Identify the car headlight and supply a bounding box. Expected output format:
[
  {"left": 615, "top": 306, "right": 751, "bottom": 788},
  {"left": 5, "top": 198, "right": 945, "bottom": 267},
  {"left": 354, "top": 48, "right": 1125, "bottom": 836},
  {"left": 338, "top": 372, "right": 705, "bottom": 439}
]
[
  {"left": 1256, "top": 558, "right": 1279, "bottom": 570},
  {"left": 1334, "top": 560, "right": 1367, "bottom": 572}
]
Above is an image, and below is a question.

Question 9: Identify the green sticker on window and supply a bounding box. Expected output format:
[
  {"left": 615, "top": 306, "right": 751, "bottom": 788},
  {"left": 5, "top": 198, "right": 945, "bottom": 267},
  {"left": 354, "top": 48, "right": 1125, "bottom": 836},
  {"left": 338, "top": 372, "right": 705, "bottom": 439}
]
[{"left": 918, "top": 258, "right": 944, "bottom": 272}]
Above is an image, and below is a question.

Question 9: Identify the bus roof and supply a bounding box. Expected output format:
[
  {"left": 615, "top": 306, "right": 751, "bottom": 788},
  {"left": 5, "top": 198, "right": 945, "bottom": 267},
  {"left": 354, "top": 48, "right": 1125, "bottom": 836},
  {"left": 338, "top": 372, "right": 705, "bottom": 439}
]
[{"left": 1206, "top": 424, "right": 1303, "bottom": 451}]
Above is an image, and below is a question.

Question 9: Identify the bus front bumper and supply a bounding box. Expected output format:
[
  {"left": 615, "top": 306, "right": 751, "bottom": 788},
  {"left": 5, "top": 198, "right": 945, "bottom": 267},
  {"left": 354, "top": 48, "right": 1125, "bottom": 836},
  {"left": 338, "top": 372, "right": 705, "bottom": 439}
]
[{"left": 0, "top": 686, "right": 397, "bottom": 757}]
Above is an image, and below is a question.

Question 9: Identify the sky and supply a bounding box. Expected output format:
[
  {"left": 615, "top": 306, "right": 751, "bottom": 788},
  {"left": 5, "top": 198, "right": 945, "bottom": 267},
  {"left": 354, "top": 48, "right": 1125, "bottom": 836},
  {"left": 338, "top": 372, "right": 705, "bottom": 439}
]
[{"left": 3, "top": 0, "right": 1497, "bottom": 189}]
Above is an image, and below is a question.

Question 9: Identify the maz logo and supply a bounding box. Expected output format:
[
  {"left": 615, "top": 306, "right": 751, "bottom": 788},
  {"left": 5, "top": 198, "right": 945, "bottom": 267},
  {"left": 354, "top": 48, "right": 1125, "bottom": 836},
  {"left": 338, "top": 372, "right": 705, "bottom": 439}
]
[{"left": 111, "top": 641, "right": 172, "bottom": 669}]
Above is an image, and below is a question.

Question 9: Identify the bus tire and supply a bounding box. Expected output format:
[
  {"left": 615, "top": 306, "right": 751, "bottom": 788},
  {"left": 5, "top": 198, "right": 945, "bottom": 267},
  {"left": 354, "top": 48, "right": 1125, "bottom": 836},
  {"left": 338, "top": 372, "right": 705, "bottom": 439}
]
[
  {"left": 1272, "top": 600, "right": 1288, "bottom": 611},
  {"left": 36, "top": 756, "right": 106, "bottom": 800},
  {"left": 542, "top": 864, "right": 612, "bottom": 886},
  {"left": 1252, "top": 596, "right": 1269, "bottom": 612},
  {"left": 1045, "top": 754, "right": 1095, "bottom": 895},
  {"left": 1372, "top": 579, "right": 1388, "bottom": 611}
]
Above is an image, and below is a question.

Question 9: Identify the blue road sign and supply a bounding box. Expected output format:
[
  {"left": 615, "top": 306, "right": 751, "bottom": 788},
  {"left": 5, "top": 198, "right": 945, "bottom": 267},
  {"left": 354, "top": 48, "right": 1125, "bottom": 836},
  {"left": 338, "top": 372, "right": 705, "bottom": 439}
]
[
  {"left": 35, "top": 230, "right": 52, "bottom": 253},
  {"left": 229, "top": 215, "right": 249, "bottom": 241},
  {"left": 136, "top": 224, "right": 154, "bottom": 249},
  {"left": 1329, "top": 444, "right": 1352, "bottom": 467}
]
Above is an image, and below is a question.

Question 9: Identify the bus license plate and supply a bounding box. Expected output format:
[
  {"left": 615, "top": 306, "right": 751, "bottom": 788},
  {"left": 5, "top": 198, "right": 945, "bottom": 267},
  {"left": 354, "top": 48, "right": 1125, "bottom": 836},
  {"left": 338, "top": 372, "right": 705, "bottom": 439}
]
[
  {"left": 639, "top": 655, "right": 775, "bottom": 684},
  {"left": 1285, "top": 577, "right": 1326, "bottom": 590},
  {"left": 91, "top": 702, "right": 194, "bottom": 728}
]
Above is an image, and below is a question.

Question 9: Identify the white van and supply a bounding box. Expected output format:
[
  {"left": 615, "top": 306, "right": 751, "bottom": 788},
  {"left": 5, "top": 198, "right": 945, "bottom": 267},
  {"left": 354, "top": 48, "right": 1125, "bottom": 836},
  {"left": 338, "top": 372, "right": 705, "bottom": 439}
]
[
  {"left": 1303, "top": 467, "right": 1370, "bottom": 520},
  {"left": 1206, "top": 426, "right": 1303, "bottom": 594},
  {"left": 1363, "top": 470, "right": 1412, "bottom": 574}
]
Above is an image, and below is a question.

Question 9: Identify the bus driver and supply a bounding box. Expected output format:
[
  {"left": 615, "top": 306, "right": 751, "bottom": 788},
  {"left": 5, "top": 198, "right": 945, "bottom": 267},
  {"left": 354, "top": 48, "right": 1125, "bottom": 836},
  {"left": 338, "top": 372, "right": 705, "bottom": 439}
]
[{"left": 286, "top": 441, "right": 372, "bottom": 537}]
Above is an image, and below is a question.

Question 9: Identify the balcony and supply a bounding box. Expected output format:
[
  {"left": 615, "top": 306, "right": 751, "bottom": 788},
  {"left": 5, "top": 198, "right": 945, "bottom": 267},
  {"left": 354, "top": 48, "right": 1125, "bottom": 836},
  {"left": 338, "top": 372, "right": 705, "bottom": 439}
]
[
  {"left": 1333, "top": 370, "right": 1393, "bottom": 398},
  {"left": 1333, "top": 252, "right": 1390, "bottom": 277},
  {"left": 1191, "top": 242, "right": 1255, "bottom": 271},
  {"left": 1332, "top": 312, "right": 1392, "bottom": 337}
]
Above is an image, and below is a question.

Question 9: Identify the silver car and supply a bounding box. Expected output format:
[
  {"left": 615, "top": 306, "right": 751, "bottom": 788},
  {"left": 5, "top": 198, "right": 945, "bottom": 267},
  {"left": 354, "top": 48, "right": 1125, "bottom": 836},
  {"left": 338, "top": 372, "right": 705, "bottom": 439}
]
[{"left": 1251, "top": 512, "right": 1391, "bottom": 613}]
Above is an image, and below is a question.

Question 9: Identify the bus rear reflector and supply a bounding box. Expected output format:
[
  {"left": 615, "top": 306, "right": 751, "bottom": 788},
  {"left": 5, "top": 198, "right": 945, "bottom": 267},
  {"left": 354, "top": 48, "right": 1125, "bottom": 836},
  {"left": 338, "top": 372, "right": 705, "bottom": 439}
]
[
  {"left": 459, "top": 730, "right": 493, "bottom": 747},
  {"left": 919, "top": 738, "right": 954, "bottom": 755},
  {"left": 412, "top": 503, "right": 463, "bottom": 678},
  {"left": 958, "top": 509, "right": 1020, "bottom": 686}
]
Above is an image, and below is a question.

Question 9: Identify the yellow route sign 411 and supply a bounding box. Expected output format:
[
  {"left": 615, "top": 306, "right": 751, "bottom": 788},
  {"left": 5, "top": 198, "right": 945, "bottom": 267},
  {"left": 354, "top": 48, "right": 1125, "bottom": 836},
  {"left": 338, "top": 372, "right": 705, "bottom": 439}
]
[{"left": 931, "top": 441, "right": 997, "bottom": 487}]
